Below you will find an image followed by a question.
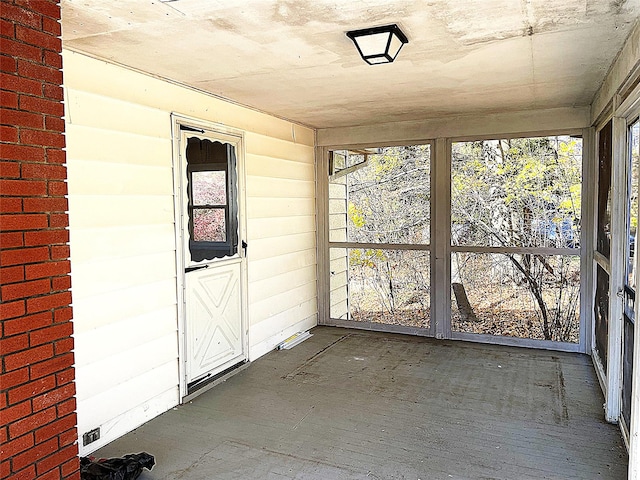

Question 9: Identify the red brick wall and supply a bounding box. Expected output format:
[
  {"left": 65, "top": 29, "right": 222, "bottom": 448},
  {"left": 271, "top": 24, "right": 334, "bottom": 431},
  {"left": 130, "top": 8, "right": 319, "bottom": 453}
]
[{"left": 0, "top": 1, "right": 79, "bottom": 479}]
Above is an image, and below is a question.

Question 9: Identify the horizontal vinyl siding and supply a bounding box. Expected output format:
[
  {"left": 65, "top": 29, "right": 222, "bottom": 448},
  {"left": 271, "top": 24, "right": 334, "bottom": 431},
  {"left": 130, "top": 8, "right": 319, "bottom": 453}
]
[
  {"left": 63, "top": 125, "right": 170, "bottom": 165},
  {"left": 246, "top": 176, "right": 315, "bottom": 198},
  {"left": 70, "top": 251, "right": 176, "bottom": 300},
  {"left": 65, "top": 89, "right": 173, "bottom": 138},
  {"left": 247, "top": 249, "right": 317, "bottom": 284},
  {"left": 78, "top": 363, "right": 179, "bottom": 434},
  {"left": 71, "top": 278, "right": 178, "bottom": 328},
  {"left": 69, "top": 225, "right": 176, "bottom": 263},
  {"left": 73, "top": 305, "right": 178, "bottom": 367},
  {"left": 247, "top": 215, "right": 315, "bottom": 240},
  {"left": 249, "top": 265, "right": 318, "bottom": 304},
  {"left": 65, "top": 85, "right": 179, "bottom": 453},
  {"left": 63, "top": 49, "right": 317, "bottom": 453},
  {"left": 329, "top": 178, "right": 349, "bottom": 319},
  {"left": 245, "top": 128, "right": 317, "bottom": 347}
]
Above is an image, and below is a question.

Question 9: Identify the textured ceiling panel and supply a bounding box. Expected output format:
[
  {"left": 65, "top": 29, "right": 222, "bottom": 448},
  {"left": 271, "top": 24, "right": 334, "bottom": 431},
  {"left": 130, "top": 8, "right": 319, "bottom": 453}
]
[{"left": 61, "top": 0, "right": 640, "bottom": 128}]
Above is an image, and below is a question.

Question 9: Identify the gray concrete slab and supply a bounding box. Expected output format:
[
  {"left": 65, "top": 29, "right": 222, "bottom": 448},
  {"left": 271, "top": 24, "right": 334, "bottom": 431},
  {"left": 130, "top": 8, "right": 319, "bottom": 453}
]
[{"left": 93, "top": 327, "right": 627, "bottom": 479}]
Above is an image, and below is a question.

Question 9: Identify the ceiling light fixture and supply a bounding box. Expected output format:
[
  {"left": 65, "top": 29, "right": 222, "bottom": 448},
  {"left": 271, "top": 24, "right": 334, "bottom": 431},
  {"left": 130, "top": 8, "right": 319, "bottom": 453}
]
[{"left": 346, "top": 24, "right": 408, "bottom": 65}]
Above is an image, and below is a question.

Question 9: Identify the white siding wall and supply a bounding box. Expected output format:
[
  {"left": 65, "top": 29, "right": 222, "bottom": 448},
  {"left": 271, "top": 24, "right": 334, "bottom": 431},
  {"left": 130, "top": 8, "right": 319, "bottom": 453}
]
[
  {"left": 63, "top": 50, "right": 317, "bottom": 454},
  {"left": 244, "top": 135, "right": 318, "bottom": 358},
  {"left": 328, "top": 180, "right": 349, "bottom": 319}
]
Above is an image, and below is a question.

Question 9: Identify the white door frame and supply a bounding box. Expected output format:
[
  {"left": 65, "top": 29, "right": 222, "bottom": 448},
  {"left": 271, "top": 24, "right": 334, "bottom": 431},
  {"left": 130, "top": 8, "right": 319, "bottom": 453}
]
[{"left": 171, "top": 113, "right": 249, "bottom": 401}]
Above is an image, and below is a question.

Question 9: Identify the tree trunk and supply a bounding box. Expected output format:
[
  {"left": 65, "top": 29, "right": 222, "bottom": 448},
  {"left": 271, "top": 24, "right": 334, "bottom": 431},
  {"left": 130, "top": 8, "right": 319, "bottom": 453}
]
[
  {"left": 452, "top": 282, "right": 478, "bottom": 322},
  {"left": 507, "top": 255, "right": 552, "bottom": 340}
]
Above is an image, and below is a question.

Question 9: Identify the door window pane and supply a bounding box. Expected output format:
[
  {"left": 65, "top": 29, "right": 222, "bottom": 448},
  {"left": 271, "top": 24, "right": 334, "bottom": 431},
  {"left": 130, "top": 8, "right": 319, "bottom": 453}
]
[
  {"left": 193, "top": 170, "right": 227, "bottom": 206},
  {"left": 185, "top": 136, "right": 239, "bottom": 262},
  {"left": 193, "top": 208, "right": 226, "bottom": 242}
]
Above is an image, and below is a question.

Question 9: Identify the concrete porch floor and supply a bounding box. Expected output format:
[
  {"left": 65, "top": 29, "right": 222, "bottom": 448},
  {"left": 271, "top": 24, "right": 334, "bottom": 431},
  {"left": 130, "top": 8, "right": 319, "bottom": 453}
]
[{"left": 93, "top": 326, "right": 627, "bottom": 479}]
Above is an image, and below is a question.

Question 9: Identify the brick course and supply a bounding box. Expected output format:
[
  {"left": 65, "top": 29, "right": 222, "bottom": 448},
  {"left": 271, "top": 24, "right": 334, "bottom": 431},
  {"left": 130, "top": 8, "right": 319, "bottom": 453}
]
[{"left": 1, "top": 1, "right": 79, "bottom": 479}]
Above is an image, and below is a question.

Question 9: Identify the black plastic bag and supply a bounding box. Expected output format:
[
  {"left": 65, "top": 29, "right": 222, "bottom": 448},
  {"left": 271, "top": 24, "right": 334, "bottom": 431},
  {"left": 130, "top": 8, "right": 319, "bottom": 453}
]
[{"left": 80, "top": 452, "right": 155, "bottom": 480}]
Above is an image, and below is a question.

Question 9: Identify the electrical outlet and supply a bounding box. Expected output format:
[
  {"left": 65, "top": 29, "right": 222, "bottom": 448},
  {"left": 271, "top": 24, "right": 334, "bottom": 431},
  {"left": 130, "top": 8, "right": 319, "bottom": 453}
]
[{"left": 83, "top": 428, "right": 100, "bottom": 446}]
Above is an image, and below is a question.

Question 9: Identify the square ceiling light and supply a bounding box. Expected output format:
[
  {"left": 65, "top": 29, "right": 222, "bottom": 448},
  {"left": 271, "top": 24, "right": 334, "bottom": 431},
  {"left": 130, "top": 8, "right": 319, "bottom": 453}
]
[{"left": 346, "top": 24, "right": 408, "bottom": 65}]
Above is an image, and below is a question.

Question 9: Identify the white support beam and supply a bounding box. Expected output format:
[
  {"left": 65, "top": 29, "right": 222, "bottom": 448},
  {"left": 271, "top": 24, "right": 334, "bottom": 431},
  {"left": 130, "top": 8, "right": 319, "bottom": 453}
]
[
  {"left": 606, "top": 106, "right": 627, "bottom": 422},
  {"left": 317, "top": 107, "right": 590, "bottom": 147},
  {"left": 432, "top": 138, "right": 451, "bottom": 339},
  {"left": 316, "top": 145, "right": 331, "bottom": 325},
  {"left": 581, "top": 127, "right": 596, "bottom": 354}
]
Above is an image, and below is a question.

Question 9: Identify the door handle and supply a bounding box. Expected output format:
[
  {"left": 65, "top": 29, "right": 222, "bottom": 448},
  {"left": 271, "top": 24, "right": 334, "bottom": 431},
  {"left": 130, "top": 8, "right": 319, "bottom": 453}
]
[
  {"left": 185, "top": 264, "right": 209, "bottom": 273},
  {"left": 242, "top": 240, "right": 248, "bottom": 255}
]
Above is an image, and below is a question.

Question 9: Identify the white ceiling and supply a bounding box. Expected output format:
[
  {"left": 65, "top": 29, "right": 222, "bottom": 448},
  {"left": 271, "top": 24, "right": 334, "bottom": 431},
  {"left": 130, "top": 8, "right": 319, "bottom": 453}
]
[{"left": 61, "top": 0, "right": 640, "bottom": 129}]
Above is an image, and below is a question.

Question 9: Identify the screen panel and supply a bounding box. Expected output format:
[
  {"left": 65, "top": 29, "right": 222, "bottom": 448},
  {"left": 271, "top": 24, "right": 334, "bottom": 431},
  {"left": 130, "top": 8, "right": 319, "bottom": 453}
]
[
  {"left": 452, "top": 137, "right": 581, "bottom": 248},
  {"left": 330, "top": 145, "right": 431, "bottom": 245},
  {"left": 451, "top": 253, "right": 580, "bottom": 343},
  {"left": 330, "top": 247, "right": 431, "bottom": 330}
]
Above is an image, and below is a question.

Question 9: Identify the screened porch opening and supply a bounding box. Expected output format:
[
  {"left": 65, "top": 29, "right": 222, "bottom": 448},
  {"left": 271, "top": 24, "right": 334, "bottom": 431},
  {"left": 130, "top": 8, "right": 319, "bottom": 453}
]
[
  {"left": 326, "top": 135, "right": 584, "bottom": 350},
  {"left": 329, "top": 145, "right": 433, "bottom": 333},
  {"left": 450, "top": 136, "right": 582, "bottom": 345}
]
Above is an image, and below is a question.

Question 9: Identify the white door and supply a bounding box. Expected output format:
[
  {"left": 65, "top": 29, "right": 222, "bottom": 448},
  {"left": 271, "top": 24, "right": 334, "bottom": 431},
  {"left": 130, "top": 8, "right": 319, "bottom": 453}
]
[
  {"left": 176, "top": 124, "right": 247, "bottom": 392},
  {"left": 185, "top": 259, "right": 243, "bottom": 383}
]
